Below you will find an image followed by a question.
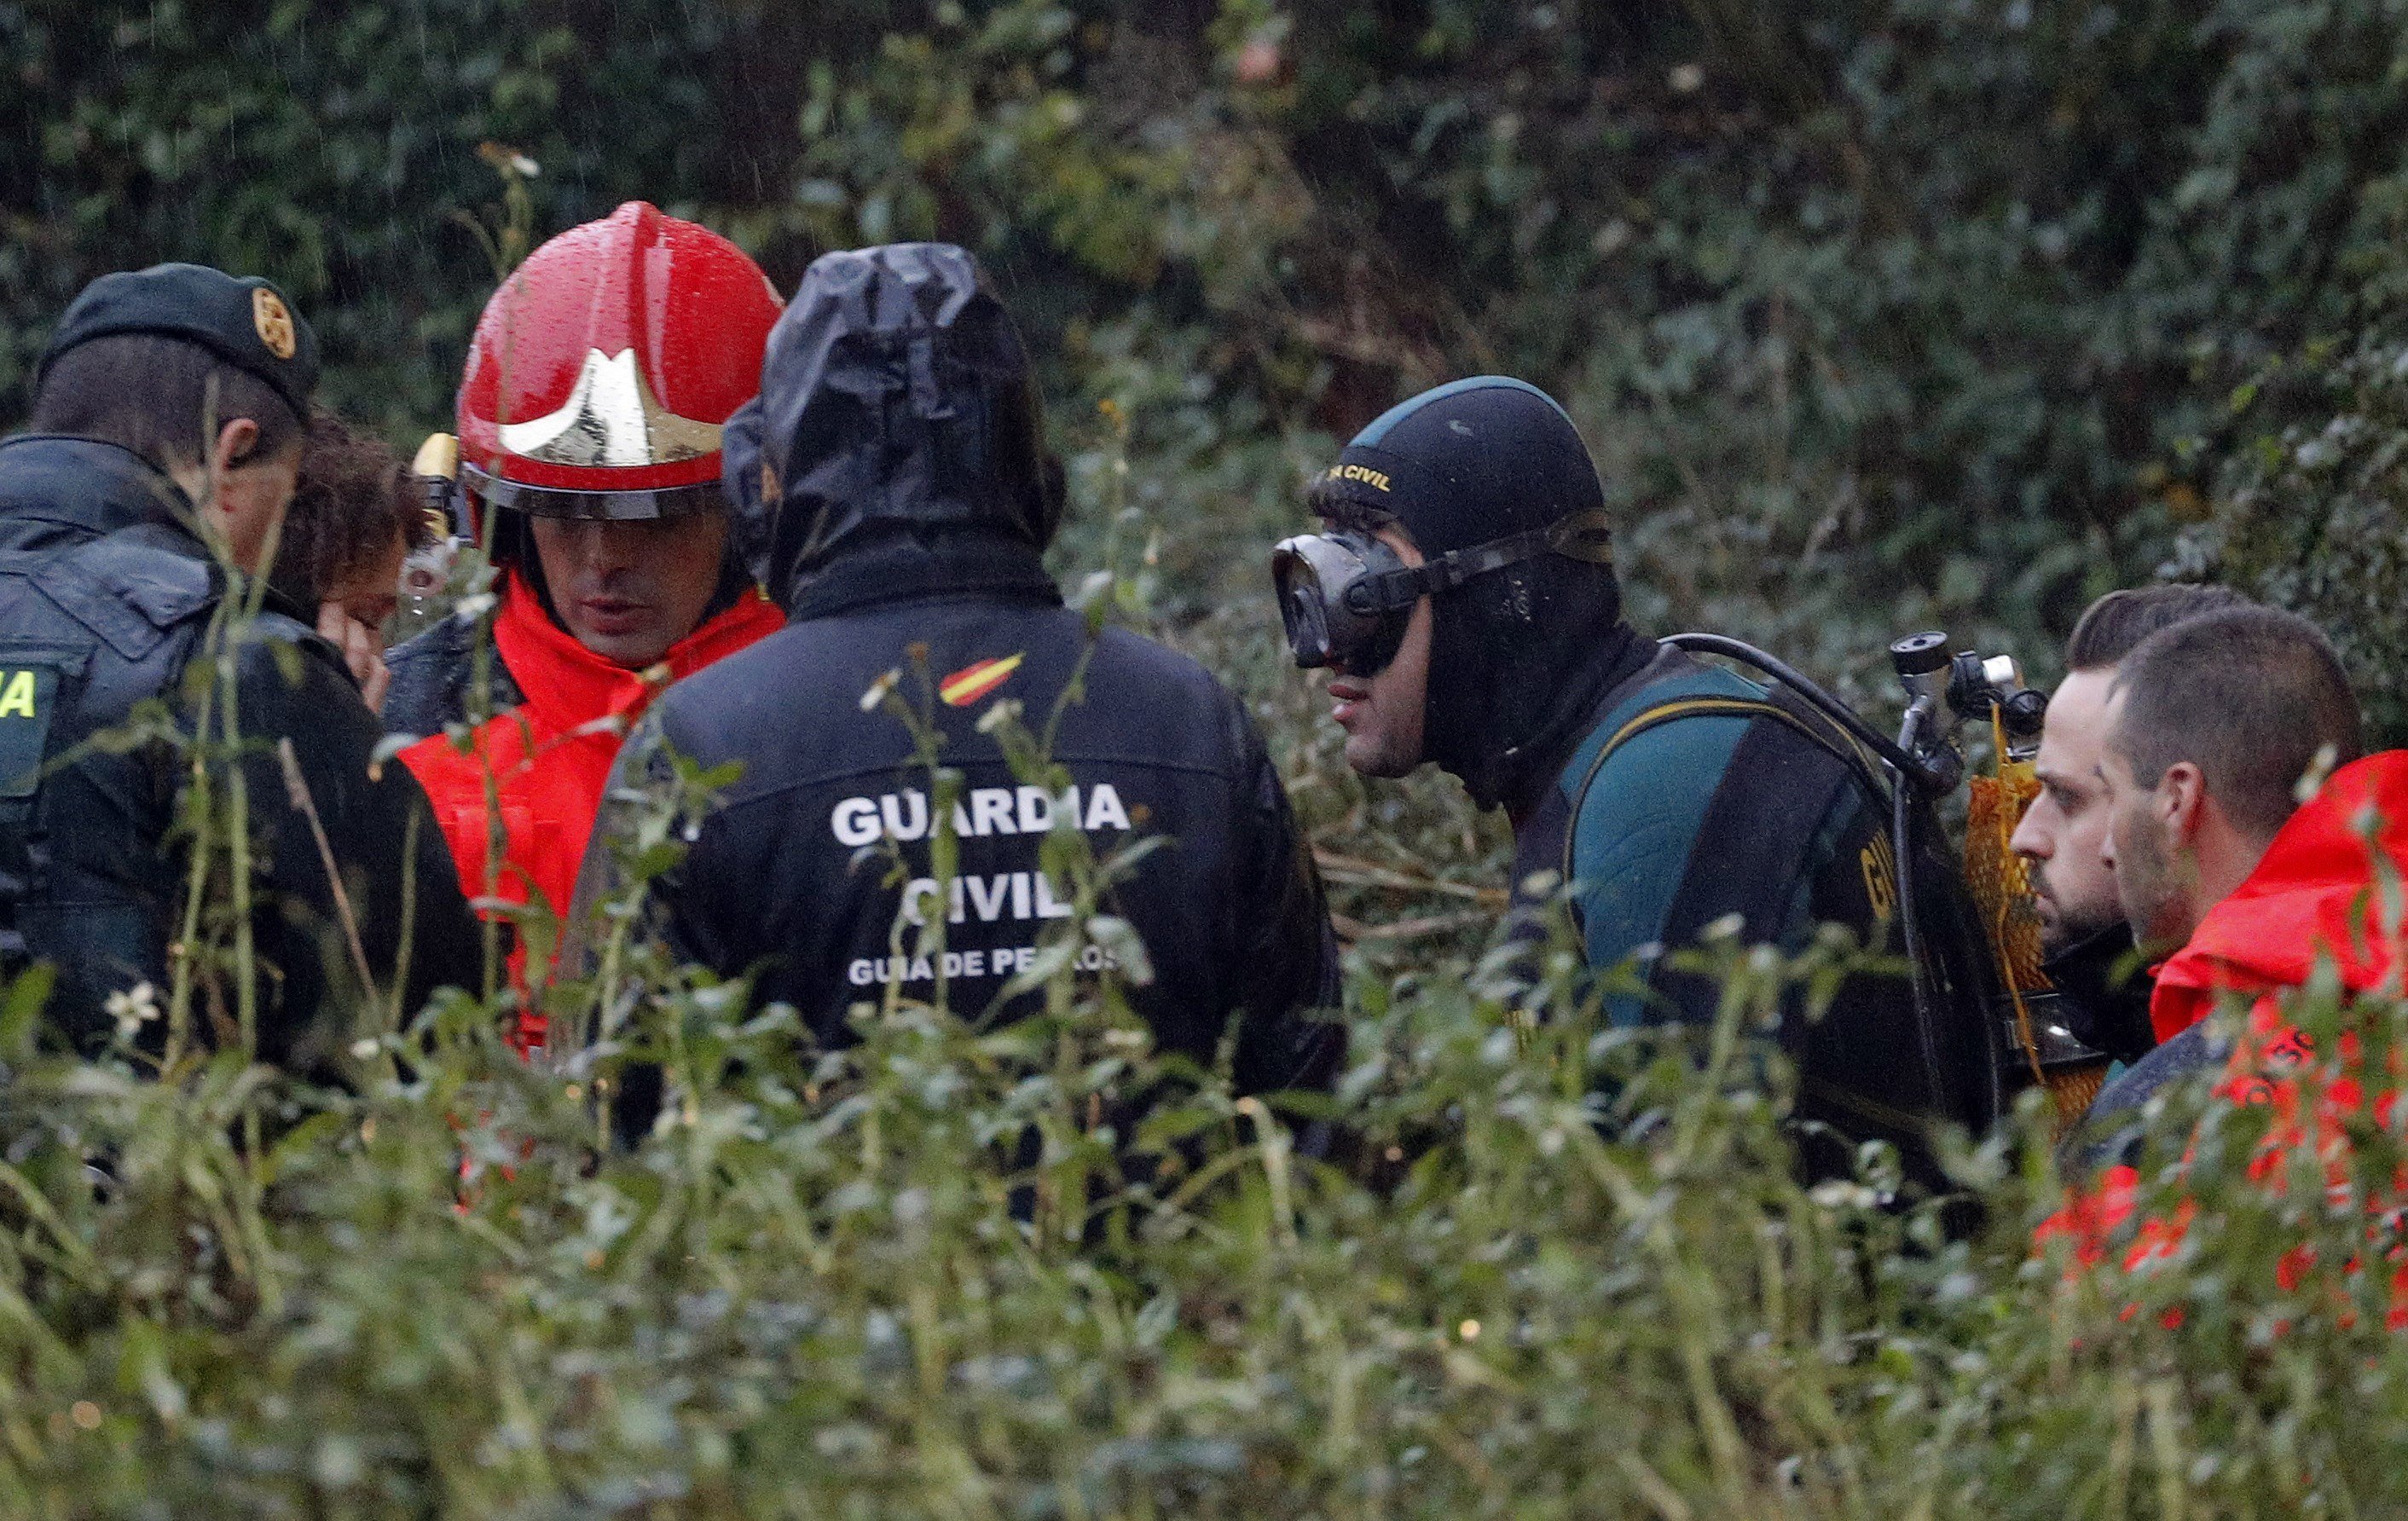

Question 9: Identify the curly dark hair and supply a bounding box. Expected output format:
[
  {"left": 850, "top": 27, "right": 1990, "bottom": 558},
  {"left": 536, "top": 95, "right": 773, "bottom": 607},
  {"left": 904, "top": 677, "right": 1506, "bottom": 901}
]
[{"left": 270, "top": 406, "right": 434, "bottom": 610}]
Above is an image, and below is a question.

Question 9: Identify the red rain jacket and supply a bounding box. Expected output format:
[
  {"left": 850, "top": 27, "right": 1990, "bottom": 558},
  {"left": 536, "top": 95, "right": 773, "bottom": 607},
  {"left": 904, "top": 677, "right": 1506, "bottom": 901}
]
[
  {"left": 2038, "top": 751, "right": 2408, "bottom": 1321},
  {"left": 400, "top": 571, "right": 783, "bottom": 1001},
  {"left": 2147, "top": 750, "right": 2408, "bottom": 1045}
]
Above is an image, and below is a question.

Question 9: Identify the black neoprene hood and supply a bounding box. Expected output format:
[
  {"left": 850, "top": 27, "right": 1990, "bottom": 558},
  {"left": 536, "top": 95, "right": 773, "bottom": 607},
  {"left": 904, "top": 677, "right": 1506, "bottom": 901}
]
[
  {"left": 1311, "top": 376, "right": 1635, "bottom": 809},
  {"left": 724, "top": 243, "right": 1058, "bottom": 609}
]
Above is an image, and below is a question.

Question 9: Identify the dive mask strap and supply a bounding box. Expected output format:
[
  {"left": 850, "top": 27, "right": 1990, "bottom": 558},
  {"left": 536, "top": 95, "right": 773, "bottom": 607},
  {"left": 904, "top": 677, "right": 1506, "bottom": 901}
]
[{"left": 1340, "top": 508, "right": 1616, "bottom": 616}]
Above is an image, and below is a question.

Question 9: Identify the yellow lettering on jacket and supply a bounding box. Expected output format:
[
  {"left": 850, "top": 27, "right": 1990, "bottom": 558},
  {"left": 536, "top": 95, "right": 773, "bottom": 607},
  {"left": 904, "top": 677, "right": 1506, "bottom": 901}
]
[
  {"left": 1860, "top": 833, "right": 1898, "bottom": 922},
  {"left": 0, "top": 670, "right": 38, "bottom": 720}
]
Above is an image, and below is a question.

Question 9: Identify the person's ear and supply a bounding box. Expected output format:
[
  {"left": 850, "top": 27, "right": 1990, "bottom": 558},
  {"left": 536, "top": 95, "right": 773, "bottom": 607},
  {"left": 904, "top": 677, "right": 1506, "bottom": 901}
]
[
  {"left": 2157, "top": 760, "right": 2207, "bottom": 846},
  {"left": 200, "top": 419, "right": 265, "bottom": 535},
  {"left": 209, "top": 417, "right": 263, "bottom": 477}
]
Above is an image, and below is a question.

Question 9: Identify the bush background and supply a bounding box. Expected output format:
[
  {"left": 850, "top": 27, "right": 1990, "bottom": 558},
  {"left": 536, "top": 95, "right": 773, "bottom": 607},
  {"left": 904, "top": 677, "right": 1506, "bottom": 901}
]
[
  {"left": 8, "top": 0, "right": 2406, "bottom": 738},
  {"left": 9, "top": 3, "right": 2408, "bottom": 1513}
]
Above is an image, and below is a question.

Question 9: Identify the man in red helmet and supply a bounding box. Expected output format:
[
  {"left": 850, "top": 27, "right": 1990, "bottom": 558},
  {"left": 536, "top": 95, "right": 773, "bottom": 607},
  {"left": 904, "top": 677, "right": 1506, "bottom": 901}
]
[{"left": 384, "top": 203, "right": 786, "bottom": 1009}]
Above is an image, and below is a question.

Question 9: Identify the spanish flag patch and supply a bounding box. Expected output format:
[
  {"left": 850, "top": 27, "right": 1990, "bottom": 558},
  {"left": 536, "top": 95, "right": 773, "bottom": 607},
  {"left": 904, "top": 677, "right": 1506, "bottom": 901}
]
[{"left": 939, "top": 653, "right": 1024, "bottom": 707}]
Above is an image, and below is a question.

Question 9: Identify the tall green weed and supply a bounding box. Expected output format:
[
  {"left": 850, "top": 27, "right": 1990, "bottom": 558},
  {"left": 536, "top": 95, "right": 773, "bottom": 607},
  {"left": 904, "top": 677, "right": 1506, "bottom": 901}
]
[{"left": 2, "top": 423, "right": 2405, "bottom": 1517}]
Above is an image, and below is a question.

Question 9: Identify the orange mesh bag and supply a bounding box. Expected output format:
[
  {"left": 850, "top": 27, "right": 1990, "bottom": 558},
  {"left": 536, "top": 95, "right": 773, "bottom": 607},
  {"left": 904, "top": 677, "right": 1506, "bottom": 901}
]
[{"left": 1965, "top": 761, "right": 2046, "bottom": 993}]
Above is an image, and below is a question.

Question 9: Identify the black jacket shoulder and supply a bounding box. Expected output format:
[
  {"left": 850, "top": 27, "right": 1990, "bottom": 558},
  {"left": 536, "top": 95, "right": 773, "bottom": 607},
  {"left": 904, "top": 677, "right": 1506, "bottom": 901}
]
[
  {"left": 586, "top": 585, "right": 1340, "bottom": 1098},
  {"left": 2061, "top": 1022, "right": 2227, "bottom": 1176},
  {"left": 0, "top": 436, "right": 481, "bottom": 1063},
  {"left": 384, "top": 610, "right": 519, "bottom": 737}
]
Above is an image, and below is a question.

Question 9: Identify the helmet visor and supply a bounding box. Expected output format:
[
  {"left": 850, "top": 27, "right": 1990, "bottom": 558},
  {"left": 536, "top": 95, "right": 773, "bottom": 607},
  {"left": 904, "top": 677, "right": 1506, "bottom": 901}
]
[{"left": 461, "top": 462, "right": 724, "bottom": 521}]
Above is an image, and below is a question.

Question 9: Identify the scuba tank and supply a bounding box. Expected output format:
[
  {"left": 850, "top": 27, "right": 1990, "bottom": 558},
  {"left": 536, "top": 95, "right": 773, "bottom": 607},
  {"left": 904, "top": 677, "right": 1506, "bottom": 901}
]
[
  {"left": 1932, "top": 645, "right": 2117, "bottom": 1136},
  {"left": 1660, "top": 632, "right": 2099, "bottom": 1161},
  {"left": 1886, "top": 633, "right": 2114, "bottom": 1135}
]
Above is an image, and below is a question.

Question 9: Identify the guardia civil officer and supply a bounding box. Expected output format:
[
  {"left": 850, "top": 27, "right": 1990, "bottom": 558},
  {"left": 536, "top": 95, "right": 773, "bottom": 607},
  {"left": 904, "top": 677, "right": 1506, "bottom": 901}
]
[
  {"left": 0, "top": 264, "right": 480, "bottom": 1066},
  {"left": 1272, "top": 377, "right": 1987, "bottom": 1161},
  {"left": 574, "top": 244, "right": 1340, "bottom": 1104}
]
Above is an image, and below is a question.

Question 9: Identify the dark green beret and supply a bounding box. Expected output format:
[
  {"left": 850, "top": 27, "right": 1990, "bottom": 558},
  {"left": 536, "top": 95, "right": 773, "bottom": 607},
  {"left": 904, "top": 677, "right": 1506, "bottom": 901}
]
[{"left": 36, "top": 263, "right": 320, "bottom": 420}]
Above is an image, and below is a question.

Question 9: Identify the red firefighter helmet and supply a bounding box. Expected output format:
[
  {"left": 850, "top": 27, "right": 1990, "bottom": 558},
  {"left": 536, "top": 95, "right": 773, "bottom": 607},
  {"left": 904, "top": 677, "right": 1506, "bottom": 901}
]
[{"left": 455, "top": 200, "right": 782, "bottom": 521}]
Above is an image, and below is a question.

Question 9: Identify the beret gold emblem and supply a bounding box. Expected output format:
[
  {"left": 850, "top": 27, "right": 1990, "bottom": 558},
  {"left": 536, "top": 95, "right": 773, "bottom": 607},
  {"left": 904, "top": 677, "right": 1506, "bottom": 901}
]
[{"left": 252, "top": 288, "right": 297, "bottom": 361}]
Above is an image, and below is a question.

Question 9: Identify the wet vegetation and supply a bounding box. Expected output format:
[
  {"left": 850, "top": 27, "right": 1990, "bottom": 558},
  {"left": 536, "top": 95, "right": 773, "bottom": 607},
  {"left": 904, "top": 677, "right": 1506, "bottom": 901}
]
[{"left": 5, "top": 0, "right": 2408, "bottom": 1513}]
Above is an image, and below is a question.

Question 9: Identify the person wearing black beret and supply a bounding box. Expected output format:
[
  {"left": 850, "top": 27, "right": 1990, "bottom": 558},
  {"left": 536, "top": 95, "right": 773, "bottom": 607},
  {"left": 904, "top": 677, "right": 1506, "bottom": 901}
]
[
  {"left": 28, "top": 263, "right": 321, "bottom": 568},
  {"left": 0, "top": 262, "right": 478, "bottom": 1071}
]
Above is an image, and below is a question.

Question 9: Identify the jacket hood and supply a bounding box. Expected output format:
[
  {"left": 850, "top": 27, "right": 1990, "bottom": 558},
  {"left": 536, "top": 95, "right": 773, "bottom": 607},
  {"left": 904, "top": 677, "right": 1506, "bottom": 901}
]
[
  {"left": 1311, "top": 377, "right": 1639, "bottom": 810},
  {"left": 726, "top": 243, "right": 1058, "bottom": 611},
  {"left": 2151, "top": 749, "right": 2408, "bottom": 1043}
]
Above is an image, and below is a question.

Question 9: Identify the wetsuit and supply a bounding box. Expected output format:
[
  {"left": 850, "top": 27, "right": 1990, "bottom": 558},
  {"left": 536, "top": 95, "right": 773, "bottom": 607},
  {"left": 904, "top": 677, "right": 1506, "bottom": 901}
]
[{"left": 1309, "top": 376, "right": 1994, "bottom": 1162}]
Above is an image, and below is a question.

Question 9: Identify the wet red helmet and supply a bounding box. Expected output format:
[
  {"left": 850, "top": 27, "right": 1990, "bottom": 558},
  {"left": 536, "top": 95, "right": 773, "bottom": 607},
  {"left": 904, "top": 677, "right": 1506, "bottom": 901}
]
[{"left": 455, "top": 200, "right": 781, "bottom": 522}]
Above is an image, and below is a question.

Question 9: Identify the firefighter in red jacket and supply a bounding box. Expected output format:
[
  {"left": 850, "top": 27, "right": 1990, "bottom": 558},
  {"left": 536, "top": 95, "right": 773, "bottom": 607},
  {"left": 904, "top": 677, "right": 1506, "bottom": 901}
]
[
  {"left": 383, "top": 203, "right": 786, "bottom": 1020},
  {"left": 2035, "top": 605, "right": 2408, "bottom": 1318}
]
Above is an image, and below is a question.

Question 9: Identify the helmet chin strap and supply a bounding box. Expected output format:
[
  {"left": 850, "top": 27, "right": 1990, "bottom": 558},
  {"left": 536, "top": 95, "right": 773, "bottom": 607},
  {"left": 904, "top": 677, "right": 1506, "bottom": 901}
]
[{"left": 1340, "top": 508, "right": 1616, "bottom": 617}]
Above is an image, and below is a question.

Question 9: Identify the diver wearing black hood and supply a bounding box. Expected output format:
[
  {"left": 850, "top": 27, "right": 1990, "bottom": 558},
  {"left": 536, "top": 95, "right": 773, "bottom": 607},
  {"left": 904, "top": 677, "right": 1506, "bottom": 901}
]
[
  {"left": 1278, "top": 378, "right": 1920, "bottom": 1064},
  {"left": 573, "top": 243, "right": 1341, "bottom": 1111},
  {"left": 1286, "top": 377, "right": 1648, "bottom": 816}
]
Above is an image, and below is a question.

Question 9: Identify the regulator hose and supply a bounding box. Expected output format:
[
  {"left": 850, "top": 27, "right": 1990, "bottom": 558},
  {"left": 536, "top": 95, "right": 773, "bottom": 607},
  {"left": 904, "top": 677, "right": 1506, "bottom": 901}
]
[
  {"left": 1892, "top": 697, "right": 1954, "bottom": 1118},
  {"left": 1663, "top": 633, "right": 1951, "bottom": 791}
]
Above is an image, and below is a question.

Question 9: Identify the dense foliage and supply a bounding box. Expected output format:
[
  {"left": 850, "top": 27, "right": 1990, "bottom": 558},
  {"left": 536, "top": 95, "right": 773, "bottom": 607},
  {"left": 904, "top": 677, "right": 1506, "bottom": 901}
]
[
  {"left": 9, "top": 631, "right": 2408, "bottom": 1513},
  {"left": 8, "top": 0, "right": 2408, "bottom": 1512},
  {"left": 12, "top": 0, "right": 2408, "bottom": 727}
]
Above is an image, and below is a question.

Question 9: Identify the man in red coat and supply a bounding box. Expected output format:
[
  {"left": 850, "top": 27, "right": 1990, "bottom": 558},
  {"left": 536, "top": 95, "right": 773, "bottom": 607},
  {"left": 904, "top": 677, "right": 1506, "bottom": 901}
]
[
  {"left": 2037, "top": 606, "right": 2408, "bottom": 1315},
  {"left": 2100, "top": 606, "right": 2369, "bottom": 1058},
  {"left": 383, "top": 204, "right": 786, "bottom": 1022}
]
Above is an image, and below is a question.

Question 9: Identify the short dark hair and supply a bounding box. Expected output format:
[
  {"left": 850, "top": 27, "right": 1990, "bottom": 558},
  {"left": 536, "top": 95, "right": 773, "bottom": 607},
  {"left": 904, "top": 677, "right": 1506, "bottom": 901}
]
[
  {"left": 2064, "top": 583, "right": 2253, "bottom": 671},
  {"left": 27, "top": 333, "right": 305, "bottom": 471},
  {"left": 269, "top": 406, "right": 434, "bottom": 609},
  {"left": 2110, "top": 606, "right": 2364, "bottom": 838}
]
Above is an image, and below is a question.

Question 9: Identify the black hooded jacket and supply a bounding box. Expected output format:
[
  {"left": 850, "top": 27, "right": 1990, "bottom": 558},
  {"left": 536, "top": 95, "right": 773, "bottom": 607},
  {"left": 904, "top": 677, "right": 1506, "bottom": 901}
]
[
  {"left": 0, "top": 435, "right": 480, "bottom": 1065},
  {"left": 576, "top": 244, "right": 1340, "bottom": 1097}
]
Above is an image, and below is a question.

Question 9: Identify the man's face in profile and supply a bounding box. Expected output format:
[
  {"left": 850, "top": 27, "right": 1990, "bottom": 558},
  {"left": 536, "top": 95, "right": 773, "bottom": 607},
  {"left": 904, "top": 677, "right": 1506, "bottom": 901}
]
[
  {"left": 1320, "top": 521, "right": 1433, "bottom": 778},
  {"left": 2010, "top": 668, "right": 2126, "bottom": 951},
  {"left": 2098, "top": 702, "right": 2197, "bottom": 953}
]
